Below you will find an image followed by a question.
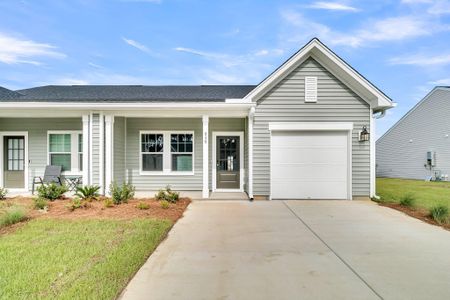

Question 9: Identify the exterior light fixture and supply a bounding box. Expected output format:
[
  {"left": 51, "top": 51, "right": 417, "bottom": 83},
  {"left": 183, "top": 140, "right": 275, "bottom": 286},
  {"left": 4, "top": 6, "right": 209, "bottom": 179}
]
[{"left": 359, "top": 126, "right": 369, "bottom": 142}]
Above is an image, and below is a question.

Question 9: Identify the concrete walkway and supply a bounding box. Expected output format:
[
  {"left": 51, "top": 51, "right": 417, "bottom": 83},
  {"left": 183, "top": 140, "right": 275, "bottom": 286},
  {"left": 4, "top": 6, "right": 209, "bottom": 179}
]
[{"left": 120, "top": 200, "right": 450, "bottom": 300}]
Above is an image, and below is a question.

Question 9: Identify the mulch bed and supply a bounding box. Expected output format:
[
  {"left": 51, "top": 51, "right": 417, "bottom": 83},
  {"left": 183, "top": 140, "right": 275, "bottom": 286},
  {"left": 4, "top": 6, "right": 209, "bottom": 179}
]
[
  {"left": 379, "top": 202, "right": 450, "bottom": 231},
  {"left": 1, "top": 196, "right": 191, "bottom": 235}
]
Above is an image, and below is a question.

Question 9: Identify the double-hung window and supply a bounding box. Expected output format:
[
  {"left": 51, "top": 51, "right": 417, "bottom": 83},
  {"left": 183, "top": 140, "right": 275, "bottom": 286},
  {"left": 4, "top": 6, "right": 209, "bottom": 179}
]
[
  {"left": 140, "top": 131, "right": 194, "bottom": 174},
  {"left": 48, "top": 131, "right": 82, "bottom": 174}
]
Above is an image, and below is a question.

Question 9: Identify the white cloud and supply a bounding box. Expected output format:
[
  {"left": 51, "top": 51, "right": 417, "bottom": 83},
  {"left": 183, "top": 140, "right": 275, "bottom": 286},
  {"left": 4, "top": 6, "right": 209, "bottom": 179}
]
[
  {"left": 389, "top": 53, "right": 450, "bottom": 66},
  {"left": 0, "top": 32, "right": 65, "bottom": 65},
  {"left": 122, "top": 37, "right": 153, "bottom": 54},
  {"left": 280, "top": 9, "right": 448, "bottom": 48},
  {"left": 429, "top": 78, "right": 450, "bottom": 85},
  {"left": 307, "top": 1, "right": 359, "bottom": 12},
  {"left": 428, "top": 0, "right": 450, "bottom": 14}
]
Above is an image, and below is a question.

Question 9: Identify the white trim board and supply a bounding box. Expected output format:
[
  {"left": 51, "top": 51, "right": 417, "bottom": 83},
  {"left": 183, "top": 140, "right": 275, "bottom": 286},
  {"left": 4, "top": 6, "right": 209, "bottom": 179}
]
[
  {"left": 0, "top": 131, "right": 29, "bottom": 192},
  {"left": 212, "top": 131, "right": 245, "bottom": 193}
]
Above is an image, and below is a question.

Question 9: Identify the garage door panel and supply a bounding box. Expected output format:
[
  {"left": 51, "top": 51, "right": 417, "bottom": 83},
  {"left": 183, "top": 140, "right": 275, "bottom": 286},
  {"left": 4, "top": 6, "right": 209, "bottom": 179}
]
[{"left": 271, "top": 130, "right": 349, "bottom": 200}]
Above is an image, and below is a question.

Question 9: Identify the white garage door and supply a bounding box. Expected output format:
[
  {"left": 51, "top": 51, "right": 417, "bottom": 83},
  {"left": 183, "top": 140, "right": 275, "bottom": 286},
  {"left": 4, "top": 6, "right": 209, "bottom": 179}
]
[{"left": 271, "top": 131, "right": 349, "bottom": 199}]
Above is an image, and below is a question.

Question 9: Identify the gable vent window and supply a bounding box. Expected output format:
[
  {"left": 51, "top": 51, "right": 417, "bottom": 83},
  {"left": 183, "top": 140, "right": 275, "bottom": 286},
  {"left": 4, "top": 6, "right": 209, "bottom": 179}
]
[{"left": 305, "top": 76, "right": 318, "bottom": 103}]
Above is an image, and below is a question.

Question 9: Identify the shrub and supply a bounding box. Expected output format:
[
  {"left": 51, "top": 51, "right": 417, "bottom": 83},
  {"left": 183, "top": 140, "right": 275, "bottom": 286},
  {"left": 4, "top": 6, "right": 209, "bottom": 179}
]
[
  {"left": 136, "top": 201, "right": 150, "bottom": 210},
  {"left": 103, "top": 198, "right": 114, "bottom": 208},
  {"left": 155, "top": 185, "right": 180, "bottom": 203},
  {"left": 75, "top": 185, "right": 100, "bottom": 201},
  {"left": 66, "top": 198, "right": 90, "bottom": 211},
  {"left": 160, "top": 200, "right": 170, "bottom": 209},
  {"left": 399, "top": 194, "right": 416, "bottom": 208},
  {"left": 109, "top": 182, "right": 135, "bottom": 205},
  {"left": 37, "top": 183, "right": 68, "bottom": 201},
  {"left": 0, "top": 206, "right": 26, "bottom": 227},
  {"left": 429, "top": 205, "right": 449, "bottom": 224},
  {"left": 0, "top": 187, "right": 8, "bottom": 200},
  {"left": 33, "top": 197, "right": 48, "bottom": 210}
]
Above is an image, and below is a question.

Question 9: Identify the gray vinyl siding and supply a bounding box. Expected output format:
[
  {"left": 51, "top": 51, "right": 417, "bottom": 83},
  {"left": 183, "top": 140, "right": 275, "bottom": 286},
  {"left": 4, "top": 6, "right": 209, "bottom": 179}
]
[
  {"left": 114, "top": 117, "right": 126, "bottom": 184},
  {"left": 377, "top": 88, "right": 450, "bottom": 180},
  {"left": 253, "top": 57, "right": 371, "bottom": 197},
  {"left": 208, "top": 118, "right": 247, "bottom": 191},
  {"left": 126, "top": 118, "right": 203, "bottom": 191},
  {"left": 91, "top": 113, "right": 101, "bottom": 186},
  {"left": 0, "top": 118, "right": 82, "bottom": 190}
]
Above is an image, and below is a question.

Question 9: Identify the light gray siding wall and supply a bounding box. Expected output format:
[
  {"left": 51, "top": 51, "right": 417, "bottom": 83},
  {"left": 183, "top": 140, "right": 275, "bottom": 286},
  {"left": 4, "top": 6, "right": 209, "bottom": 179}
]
[
  {"left": 253, "top": 57, "right": 371, "bottom": 197},
  {"left": 114, "top": 117, "right": 126, "bottom": 184},
  {"left": 377, "top": 89, "right": 450, "bottom": 180},
  {"left": 208, "top": 118, "right": 247, "bottom": 191},
  {"left": 91, "top": 113, "right": 101, "bottom": 186},
  {"left": 0, "top": 118, "right": 82, "bottom": 190},
  {"left": 126, "top": 118, "right": 203, "bottom": 191}
]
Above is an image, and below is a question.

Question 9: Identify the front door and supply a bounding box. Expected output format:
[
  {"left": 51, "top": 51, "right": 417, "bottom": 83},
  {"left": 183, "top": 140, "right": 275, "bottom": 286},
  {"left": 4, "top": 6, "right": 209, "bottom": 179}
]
[
  {"left": 3, "top": 136, "right": 25, "bottom": 188},
  {"left": 216, "top": 136, "right": 240, "bottom": 189}
]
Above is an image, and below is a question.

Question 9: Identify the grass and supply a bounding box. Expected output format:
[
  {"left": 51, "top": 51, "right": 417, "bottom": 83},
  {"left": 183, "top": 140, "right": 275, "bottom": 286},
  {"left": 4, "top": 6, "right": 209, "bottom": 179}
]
[
  {"left": 0, "top": 206, "right": 27, "bottom": 228},
  {"left": 376, "top": 178, "right": 450, "bottom": 211},
  {"left": 0, "top": 218, "right": 172, "bottom": 299}
]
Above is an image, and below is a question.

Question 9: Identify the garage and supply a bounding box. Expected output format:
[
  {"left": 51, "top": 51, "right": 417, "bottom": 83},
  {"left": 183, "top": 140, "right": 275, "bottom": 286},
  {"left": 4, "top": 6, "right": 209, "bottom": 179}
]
[{"left": 270, "top": 124, "right": 351, "bottom": 200}]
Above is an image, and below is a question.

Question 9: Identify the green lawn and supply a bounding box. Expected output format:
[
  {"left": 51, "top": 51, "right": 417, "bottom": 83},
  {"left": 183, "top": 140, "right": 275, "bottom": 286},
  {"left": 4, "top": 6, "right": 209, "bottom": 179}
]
[
  {"left": 0, "top": 218, "right": 172, "bottom": 299},
  {"left": 377, "top": 178, "right": 450, "bottom": 210}
]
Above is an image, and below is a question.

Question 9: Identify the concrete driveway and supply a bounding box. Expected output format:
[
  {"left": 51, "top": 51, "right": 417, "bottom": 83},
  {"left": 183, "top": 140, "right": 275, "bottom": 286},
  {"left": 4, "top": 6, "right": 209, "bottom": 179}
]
[{"left": 120, "top": 200, "right": 450, "bottom": 300}]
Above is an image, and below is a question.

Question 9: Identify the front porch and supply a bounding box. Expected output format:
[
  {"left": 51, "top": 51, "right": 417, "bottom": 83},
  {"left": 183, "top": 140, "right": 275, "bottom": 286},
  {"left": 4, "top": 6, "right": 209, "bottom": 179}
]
[{"left": 0, "top": 103, "right": 255, "bottom": 199}]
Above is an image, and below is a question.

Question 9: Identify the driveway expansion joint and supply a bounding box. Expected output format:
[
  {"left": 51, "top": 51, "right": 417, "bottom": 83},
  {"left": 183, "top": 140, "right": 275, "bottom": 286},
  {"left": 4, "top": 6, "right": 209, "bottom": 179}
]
[{"left": 282, "top": 201, "right": 384, "bottom": 300}]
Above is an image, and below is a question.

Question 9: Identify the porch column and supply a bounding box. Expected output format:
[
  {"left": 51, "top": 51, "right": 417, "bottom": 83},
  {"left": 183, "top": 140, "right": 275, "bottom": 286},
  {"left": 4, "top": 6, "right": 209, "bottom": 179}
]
[
  {"left": 82, "top": 114, "right": 90, "bottom": 186},
  {"left": 202, "top": 115, "right": 209, "bottom": 198},
  {"left": 248, "top": 107, "right": 255, "bottom": 199},
  {"left": 105, "top": 115, "right": 114, "bottom": 195}
]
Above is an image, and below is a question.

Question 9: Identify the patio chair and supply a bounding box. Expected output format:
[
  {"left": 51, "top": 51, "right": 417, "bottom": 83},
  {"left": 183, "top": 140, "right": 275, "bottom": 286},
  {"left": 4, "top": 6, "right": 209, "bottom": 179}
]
[{"left": 32, "top": 165, "right": 63, "bottom": 194}]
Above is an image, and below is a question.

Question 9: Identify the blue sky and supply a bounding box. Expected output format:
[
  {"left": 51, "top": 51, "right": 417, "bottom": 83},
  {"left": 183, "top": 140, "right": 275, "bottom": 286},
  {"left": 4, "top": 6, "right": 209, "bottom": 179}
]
[{"left": 0, "top": 0, "right": 450, "bottom": 137}]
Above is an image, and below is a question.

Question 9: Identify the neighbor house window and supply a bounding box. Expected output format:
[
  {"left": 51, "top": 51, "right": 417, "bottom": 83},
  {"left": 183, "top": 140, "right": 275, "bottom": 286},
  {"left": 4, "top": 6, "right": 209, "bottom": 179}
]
[
  {"left": 171, "top": 134, "right": 193, "bottom": 172},
  {"left": 48, "top": 131, "right": 82, "bottom": 174},
  {"left": 140, "top": 131, "right": 194, "bottom": 174},
  {"left": 141, "top": 133, "right": 164, "bottom": 171}
]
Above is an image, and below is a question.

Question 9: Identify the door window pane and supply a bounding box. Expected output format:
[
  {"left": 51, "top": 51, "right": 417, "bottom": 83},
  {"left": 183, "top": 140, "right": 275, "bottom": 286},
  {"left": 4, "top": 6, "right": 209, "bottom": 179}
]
[{"left": 6, "top": 137, "right": 25, "bottom": 171}]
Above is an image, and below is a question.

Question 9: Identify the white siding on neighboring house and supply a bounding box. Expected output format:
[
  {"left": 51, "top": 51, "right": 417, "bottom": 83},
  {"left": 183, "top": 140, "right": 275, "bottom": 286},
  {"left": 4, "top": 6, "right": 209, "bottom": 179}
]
[
  {"left": 253, "top": 57, "right": 371, "bottom": 197},
  {"left": 377, "top": 88, "right": 450, "bottom": 180}
]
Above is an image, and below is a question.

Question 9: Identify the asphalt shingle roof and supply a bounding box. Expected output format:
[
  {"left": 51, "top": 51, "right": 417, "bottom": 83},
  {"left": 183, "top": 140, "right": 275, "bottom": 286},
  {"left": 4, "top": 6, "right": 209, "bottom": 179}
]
[{"left": 0, "top": 85, "right": 256, "bottom": 102}]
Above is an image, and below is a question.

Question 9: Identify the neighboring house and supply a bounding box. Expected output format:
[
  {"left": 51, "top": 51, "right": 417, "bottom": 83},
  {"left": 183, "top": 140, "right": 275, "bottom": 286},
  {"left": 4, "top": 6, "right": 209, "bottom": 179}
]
[
  {"left": 377, "top": 86, "right": 450, "bottom": 180},
  {"left": 0, "top": 38, "right": 393, "bottom": 200}
]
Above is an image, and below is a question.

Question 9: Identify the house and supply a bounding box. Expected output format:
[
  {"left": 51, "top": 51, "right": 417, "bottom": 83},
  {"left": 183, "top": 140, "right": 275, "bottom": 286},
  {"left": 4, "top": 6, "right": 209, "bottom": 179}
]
[
  {"left": 0, "top": 38, "right": 393, "bottom": 200},
  {"left": 377, "top": 86, "right": 450, "bottom": 180}
]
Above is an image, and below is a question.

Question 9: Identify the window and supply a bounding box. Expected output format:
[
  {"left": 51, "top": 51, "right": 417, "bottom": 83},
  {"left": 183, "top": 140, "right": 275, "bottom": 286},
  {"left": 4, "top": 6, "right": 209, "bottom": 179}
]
[
  {"left": 48, "top": 131, "right": 82, "bottom": 174},
  {"left": 141, "top": 133, "right": 164, "bottom": 171},
  {"left": 6, "top": 137, "right": 24, "bottom": 171},
  {"left": 140, "top": 131, "right": 194, "bottom": 174},
  {"left": 171, "top": 134, "right": 193, "bottom": 172}
]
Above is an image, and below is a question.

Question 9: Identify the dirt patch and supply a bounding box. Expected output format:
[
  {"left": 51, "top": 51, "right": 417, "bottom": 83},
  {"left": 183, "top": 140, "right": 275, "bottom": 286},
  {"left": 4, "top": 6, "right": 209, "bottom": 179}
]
[{"left": 379, "top": 202, "right": 450, "bottom": 231}]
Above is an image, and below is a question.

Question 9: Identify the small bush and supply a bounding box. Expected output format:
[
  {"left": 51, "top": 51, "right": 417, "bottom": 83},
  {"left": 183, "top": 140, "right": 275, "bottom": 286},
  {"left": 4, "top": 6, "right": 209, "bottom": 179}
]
[
  {"left": 0, "top": 187, "right": 8, "bottom": 200},
  {"left": 429, "top": 205, "right": 449, "bottom": 224},
  {"left": 75, "top": 185, "right": 100, "bottom": 201},
  {"left": 33, "top": 197, "right": 48, "bottom": 210},
  {"left": 160, "top": 200, "right": 170, "bottom": 209},
  {"left": 155, "top": 185, "right": 179, "bottom": 203},
  {"left": 136, "top": 201, "right": 150, "bottom": 210},
  {"left": 37, "top": 183, "right": 68, "bottom": 201},
  {"left": 104, "top": 198, "right": 114, "bottom": 208},
  {"left": 399, "top": 194, "right": 416, "bottom": 208},
  {"left": 109, "top": 182, "right": 135, "bottom": 204},
  {"left": 0, "top": 206, "right": 26, "bottom": 227},
  {"left": 66, "top": 198, "right": 90, "bottom": 211}
]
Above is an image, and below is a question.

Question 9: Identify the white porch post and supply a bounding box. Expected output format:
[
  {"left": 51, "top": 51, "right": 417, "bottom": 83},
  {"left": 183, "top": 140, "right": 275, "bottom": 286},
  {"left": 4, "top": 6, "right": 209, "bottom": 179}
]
[
  {"left": 202, "top": 115, "right": 209, "bottom": 198},
  {"left": 105, "top": 115, "right": 114, "bottom": 195},
  {"left": 82, "top": 114, "right": 90, "bottom": 186},
  {"left": 248, "top": 107, "right": 255, "bottom": 199}
]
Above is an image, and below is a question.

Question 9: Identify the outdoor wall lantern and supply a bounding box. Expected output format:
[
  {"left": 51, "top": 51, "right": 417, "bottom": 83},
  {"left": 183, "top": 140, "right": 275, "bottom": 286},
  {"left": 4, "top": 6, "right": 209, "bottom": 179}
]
[{"left": 359, "top": 126, "right": 370, "bottom": 142}]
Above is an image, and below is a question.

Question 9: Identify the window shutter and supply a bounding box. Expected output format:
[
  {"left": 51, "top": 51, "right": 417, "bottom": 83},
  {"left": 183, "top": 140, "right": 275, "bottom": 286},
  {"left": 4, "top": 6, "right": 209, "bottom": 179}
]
[{"left": 305, "top": 76, "right": 317, "bottom": 102}]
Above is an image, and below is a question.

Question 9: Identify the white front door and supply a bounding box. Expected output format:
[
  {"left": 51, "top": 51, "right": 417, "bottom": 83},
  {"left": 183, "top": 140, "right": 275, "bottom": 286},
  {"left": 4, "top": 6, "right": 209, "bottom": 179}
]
[{"left": 271, "top": 130, "right": 349, "bottom": 199}]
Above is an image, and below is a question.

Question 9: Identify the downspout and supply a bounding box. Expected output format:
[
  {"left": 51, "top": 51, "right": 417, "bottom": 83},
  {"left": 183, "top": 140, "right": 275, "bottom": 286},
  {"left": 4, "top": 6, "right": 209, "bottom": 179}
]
[
  {"left": 371, "top": 109, "right": 386, "bottom": 200},
  {"left": 248, "top": 106, "right": 255, "bottom": 201}
]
